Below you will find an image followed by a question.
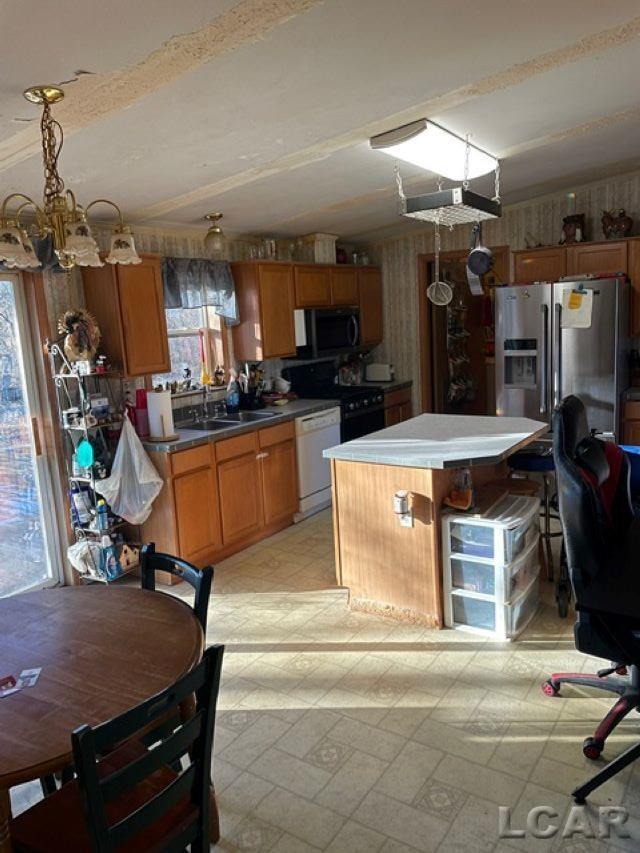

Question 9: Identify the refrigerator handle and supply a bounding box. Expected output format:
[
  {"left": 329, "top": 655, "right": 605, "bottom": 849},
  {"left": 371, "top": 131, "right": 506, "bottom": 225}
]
[
  {"left": 554, "top": 302, "right": 562, "bottom": 408},
  {"left": 540, "top": 304, "right": 548, "bottom": 415}
]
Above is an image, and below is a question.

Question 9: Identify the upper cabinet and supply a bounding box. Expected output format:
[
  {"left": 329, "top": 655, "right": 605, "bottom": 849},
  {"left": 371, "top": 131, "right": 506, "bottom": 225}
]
[
  {"left": 329, "top": 267, "right": 359, "bottom": 306},
  {"left": 82, "top": 254, "right": 170, "bottom": 377},
  {"left": 294, "top": 265, "right": 331, "bottom": 308},
  {"left": 232, "top": 262, "right": 297, "bottom": 361},
  {"left": 566, "top": 241, "right": 627, "bottom": 277},
  {"left": 358, "top": 266, "right": 383, "bottom": 347},
  {"left": 512, "top": 247, "right": 566, "bottom": 284}
]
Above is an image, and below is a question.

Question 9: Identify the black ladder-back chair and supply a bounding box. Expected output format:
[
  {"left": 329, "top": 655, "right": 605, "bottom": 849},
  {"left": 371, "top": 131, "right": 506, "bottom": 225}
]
[
  {"left": 12, "top": 644, "right": 224, "bottom": 852},
  {"left": 546, "top": 394, "right": 640, "bottom": 803},
  {"left": 140, "top": 543, "right": 213, "bottom": 633}
]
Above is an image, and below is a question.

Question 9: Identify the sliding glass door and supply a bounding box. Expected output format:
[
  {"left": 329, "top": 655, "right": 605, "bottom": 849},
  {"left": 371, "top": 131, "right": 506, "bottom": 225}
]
[{"left": 0, "top": 274, "right": 60, "bottom": 596}]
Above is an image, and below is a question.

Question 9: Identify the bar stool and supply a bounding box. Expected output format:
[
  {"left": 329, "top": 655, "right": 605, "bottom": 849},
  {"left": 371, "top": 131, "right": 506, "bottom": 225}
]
[{"left": 507, "top": 444, "right": 563, "bottom": 586}]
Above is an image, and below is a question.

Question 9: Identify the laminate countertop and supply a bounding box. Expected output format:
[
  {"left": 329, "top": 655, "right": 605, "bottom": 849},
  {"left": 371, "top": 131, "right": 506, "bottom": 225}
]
[
  {"left": 143, "top": 399, "right": 339, "bottom": 453},
  {"left": 324, "top": 413, "right": 548, "bottom": 470}
]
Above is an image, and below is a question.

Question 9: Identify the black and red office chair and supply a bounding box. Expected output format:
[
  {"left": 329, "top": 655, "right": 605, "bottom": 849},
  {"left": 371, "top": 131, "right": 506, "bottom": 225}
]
[{"left": 542, "top": 394, "right": 640, "bottom": 803}]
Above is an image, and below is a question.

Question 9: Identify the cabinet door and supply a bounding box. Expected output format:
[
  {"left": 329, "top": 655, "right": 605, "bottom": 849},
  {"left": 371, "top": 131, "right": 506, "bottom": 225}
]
[
  {"left": 385, "top": 405, "right": 402, "bottom": 427},
  {"left": 513, "top": 248, "right": 566, "bottom": 284},
  {"left": 359, "top": 267, "right": 383, "bottom": 346},
  {"left": 630, "top": 240, "right": 640, "bottom": 336},
  {"left": 217, "top": 452, "right": 264, "bottom": 545},
  {"left": 566, "top": 242, "right": 627, "bottom": 277},
  {"left": 173, "top": 466, "right": 221, "bottom": 565},
  {"left": 117, "top": 256, "right": 170, "bottom": 376},
  {"left": 294, "top": 265, "right": 331, "bottom": 308},
  {"left": 258, "top": 264, "right": 296, "bottom": 358},
  {"left": 330, "top": 267, "right": 359, "bottom": 306},
  {"left": 260, "top": 439, "right": 298, "bottom": 525},
  {"left": 399, "top": 401, "right": 413, "bottom": 422}
]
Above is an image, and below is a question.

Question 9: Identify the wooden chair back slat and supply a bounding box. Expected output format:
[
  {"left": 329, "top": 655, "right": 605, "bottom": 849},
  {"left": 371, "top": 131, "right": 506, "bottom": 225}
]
[{"left": 140, "top": 543, "right": 213, "bottom": 632}]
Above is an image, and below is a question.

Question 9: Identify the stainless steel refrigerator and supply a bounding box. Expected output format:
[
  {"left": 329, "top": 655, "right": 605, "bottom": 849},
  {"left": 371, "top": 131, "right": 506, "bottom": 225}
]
[{"left": 495, "top": 278, "right": 629, "bottom": 438}]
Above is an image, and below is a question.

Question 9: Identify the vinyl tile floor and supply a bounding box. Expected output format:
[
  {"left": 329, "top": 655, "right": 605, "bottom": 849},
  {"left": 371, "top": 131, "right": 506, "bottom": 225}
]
[{"left": 11, "top": 509, "right": 640, "bottom": 851}]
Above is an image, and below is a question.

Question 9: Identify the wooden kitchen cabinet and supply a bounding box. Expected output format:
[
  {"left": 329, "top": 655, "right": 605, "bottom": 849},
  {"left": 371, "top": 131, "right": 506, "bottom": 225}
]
[
  {"left": 217, "top": 452, "right": 264, "bottom": 545},
  {"left": 294, "top": 265, "right": 331, "bottom": 308},
  {"left": 384, "top": 386, "right": 412, "bottom": 427},
  {"left": 358, "top": 267, "right": 383, "bottom": 347},
  {"left": 141, "top": 443, "right": 220, "bottom": 576},
  {"left": 232, "top": 262, "right": 297, "bottom": 360},
  {"left": 82, "top": 254, "right": 170, "bottom": 376},
  {"left": 330, "top": 267, "right": 359, "bottom": 306},
  {"left": 259, "top": 423, "right": 298, "bottom": 525},
  {"left": 566, "top": 241, "right": 627, "bottom": 277},
  {"left": 512, "top": 247, "right": 566, "bottom": 284},
  {"left": 623, "top": 402, "right": 640, "bottom": 445}
]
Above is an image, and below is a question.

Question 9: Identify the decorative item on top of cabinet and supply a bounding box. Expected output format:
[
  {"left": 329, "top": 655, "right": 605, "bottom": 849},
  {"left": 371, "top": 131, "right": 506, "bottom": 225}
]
[
  {"left": 384, "top": 386, "right": 412, "bottom": 427},
  {"left": 602, "top": 209, "right": 633, "bottom": 240},
  {"left": 294, "top": 265, "right": 331, "bottom": 308},
  {"left": 358, "top": 266, "right": 383, "bottom": 346},
  {"left": 512, "top": 246, "right": 566, "bottom": 284},
  {"left": 231, "top": 262, "right": 296, "bottom": 361},
  {"left": 559, "top": 213, "right": 586, "bottom": 245},
  {"left": 82, "top": 254, "right": 169, "bottom": 377}
]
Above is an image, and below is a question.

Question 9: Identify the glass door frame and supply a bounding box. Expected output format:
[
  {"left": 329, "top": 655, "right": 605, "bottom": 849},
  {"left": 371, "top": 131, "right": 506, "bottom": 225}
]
[{"left": 3, "top": 271, "right": 65, "bottom": 592}]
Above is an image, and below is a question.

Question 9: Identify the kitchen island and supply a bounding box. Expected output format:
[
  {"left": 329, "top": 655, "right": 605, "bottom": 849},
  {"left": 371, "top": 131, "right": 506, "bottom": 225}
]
[{"left": 324, "top": 414, "right": 547, "bottom": 627}]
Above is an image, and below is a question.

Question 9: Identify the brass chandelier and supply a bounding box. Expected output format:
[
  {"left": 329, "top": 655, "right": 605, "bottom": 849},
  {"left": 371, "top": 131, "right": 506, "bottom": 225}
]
[{"left": 0, "top": 85, "right": 141, "bottom": 270}]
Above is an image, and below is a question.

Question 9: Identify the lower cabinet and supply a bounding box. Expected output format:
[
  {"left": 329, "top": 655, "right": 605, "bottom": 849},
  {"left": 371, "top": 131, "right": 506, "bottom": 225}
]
[
  {"left": 623, "top": 402, "right": 640, "bottom": 445},
  {"left": 384, "top": 386, "right": 413, "bottom": 427},
  {"left": 173, "top": 465, "right": 221, "bottom": 566},
  {"left": 218, "top": 451, "right": 264, "bottom": 545},
  {"left": 143, "top": 421, "right": 299, "bottom": 577}
]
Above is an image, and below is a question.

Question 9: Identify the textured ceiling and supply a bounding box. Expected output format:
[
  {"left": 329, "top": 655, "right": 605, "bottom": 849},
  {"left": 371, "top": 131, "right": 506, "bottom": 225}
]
[{"left": 2, "top": 0, "right": 640, "bottom": 240}]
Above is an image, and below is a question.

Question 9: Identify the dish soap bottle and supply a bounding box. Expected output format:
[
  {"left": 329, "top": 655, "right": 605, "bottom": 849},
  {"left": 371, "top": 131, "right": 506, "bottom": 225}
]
[{"left": 226, "top": 369, "right": 240, "bottom": 413}]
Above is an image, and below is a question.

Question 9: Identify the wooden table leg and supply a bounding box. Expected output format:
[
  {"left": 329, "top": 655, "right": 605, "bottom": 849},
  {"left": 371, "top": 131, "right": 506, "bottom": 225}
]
[{"left": 0, "top": 787, "right": 12, "bottom": 853}]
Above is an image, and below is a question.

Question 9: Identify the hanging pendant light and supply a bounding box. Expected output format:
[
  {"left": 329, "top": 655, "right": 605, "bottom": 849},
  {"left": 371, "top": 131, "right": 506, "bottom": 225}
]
[
  {"left": 0, "top": 86, "right": 141, "bottom": 270},
  {"left": 204, "top": 212, "right": 225, "bottom": 258}
]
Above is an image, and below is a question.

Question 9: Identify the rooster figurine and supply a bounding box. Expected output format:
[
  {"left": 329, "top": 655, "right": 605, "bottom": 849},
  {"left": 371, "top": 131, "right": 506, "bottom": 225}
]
[{"left": 57, "top": 309, "right": 101, "bottom": 366}]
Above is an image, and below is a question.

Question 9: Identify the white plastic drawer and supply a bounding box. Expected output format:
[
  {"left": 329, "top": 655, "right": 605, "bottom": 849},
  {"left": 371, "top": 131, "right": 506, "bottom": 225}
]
[
  {"left": 450, "top": 557, "right": 495, "bottom": 596},
  {"left": 506, "top": 578, "right": 540, "bottom": 637},
  {"left": 505, "top": 514, "right": 539, "bottom": 563},
  {"left": 451, "top": 595, "right": 496, "bottom": 632},
  {"left": 450, "top": 521, "right": 494, "bottom": 559},
  {"left": 508, "top": 541, "right": 540, "bottom": 601}
]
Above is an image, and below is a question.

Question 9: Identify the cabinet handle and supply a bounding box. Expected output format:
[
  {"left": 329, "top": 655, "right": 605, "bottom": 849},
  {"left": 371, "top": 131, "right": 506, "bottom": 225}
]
[{"left": 256, "top": 452, "right": 269, "bottom": 460}]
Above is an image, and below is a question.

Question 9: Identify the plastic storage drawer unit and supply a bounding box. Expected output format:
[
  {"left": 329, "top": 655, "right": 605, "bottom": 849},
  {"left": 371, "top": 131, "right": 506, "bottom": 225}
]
[{"left": 443, "top": 493, "right": 541, "bottom": 640}]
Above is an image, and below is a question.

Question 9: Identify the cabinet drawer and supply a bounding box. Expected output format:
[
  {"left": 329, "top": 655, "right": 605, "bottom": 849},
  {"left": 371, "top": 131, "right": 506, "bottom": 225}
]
[
  {"left": 170, "top": 443, "right": 212, "bottom": 476},
  {"left": 215, "top": 430, "right": 258, "bottom": 462},
  {"left": 385, "top": 387, "right": 411, "bottom": 408},
  {"left": 259, "top": 420, "right": 295, "bottom": 449}
]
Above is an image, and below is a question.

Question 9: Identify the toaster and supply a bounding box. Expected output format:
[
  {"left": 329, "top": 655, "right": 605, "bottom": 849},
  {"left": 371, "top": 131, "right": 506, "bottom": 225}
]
[{"left": 365, "top": 363, "right": 395, "bottom": 382}]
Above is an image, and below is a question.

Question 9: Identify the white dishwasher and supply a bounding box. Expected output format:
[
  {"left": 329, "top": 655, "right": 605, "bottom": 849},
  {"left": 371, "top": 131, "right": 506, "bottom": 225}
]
[{"left": 295, "top": 407, "right": 341, "bottom": 521}]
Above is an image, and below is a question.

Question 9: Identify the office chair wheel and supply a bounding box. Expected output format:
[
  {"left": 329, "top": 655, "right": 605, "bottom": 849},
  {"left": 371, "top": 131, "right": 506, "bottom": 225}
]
[
  {"left": 541, "top": 679, "right": 560, "bottom": 697},
  {"left": 583, "top": 737, "right": 604, "bottom": 760}
]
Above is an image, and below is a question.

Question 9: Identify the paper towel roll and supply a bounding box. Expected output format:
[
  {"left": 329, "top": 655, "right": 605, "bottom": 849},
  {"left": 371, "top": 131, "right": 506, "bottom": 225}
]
[{"left": 147, "top": 391, "right": 175, "bottom": 439}]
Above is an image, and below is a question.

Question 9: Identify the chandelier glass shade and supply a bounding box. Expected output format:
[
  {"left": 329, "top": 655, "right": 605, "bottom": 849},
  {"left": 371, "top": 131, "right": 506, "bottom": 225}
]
[
  {"left": 0, "top": 86, "right": 141, "bottom": 270},
  {"left": 203, "top": 212, "right": 225, "bottom": 259}
]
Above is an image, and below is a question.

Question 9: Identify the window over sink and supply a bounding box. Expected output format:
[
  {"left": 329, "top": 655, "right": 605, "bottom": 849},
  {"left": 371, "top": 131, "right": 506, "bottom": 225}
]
[{"left": 151, "top": 306, "right": 228, "bottom": 388}]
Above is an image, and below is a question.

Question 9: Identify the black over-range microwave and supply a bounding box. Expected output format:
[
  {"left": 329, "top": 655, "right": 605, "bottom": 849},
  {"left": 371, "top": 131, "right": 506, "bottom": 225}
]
[{"left": 293, "top": 307, "right": 361, "bottom": 358}]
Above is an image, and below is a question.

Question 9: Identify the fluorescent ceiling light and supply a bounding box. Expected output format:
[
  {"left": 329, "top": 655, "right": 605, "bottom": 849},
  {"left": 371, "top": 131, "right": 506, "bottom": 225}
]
[{"left": 370, "top": 119, "right": 497, "bottom": 181}]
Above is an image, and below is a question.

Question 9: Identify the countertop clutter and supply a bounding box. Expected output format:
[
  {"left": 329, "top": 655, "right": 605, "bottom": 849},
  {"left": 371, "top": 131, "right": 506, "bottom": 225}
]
[{"left": 324, "top": 413, "right": 548, "bottom": 469}]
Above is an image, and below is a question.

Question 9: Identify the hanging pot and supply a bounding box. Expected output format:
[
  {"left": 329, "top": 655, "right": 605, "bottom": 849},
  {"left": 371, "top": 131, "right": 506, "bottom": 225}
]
[{"left": 467, "top": 223, "right": 493, "bottom": 276}]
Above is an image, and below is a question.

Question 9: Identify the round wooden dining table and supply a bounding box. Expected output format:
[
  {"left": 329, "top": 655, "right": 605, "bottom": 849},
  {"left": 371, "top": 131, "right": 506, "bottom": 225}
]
[{"left": 0, "top": 585, "right": 205, "bottom": 853}]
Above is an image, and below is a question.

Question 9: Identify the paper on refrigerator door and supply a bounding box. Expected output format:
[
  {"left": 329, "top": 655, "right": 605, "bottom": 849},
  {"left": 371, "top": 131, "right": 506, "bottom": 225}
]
[{"left": 561, "top": 289, "right": 593, "bottom": 328}]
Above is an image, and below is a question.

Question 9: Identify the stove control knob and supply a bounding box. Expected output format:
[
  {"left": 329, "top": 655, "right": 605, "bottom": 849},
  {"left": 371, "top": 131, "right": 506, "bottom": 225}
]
[
  {"left": 348, "top": 402, "right": 355, "bottom": 411},
  {"left": 376, "top": 394, "right": 383, "bottom": 404}
]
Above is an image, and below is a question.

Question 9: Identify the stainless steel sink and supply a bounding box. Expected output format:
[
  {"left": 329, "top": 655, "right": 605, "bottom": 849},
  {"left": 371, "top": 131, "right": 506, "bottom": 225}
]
[
  {"left": 185, "top": 410, "right": 279, "bottom": 432},
  {"left": 223, "top": 411, "right": 279, "bottom": 422}
]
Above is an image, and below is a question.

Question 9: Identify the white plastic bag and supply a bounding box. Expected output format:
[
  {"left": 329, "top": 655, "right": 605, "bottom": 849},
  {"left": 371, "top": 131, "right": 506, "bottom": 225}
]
[
  {"left": 67, "top": 539, "right": 104, "bottom": 580},
  {"left": 95, "top": 416, "right": 163, "bottom": 524}
]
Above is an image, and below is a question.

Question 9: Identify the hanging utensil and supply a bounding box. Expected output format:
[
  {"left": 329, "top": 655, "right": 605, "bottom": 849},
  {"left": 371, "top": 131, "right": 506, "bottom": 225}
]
[{"left": 427, "top": 219, "right": 453, "bottom": 306}]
